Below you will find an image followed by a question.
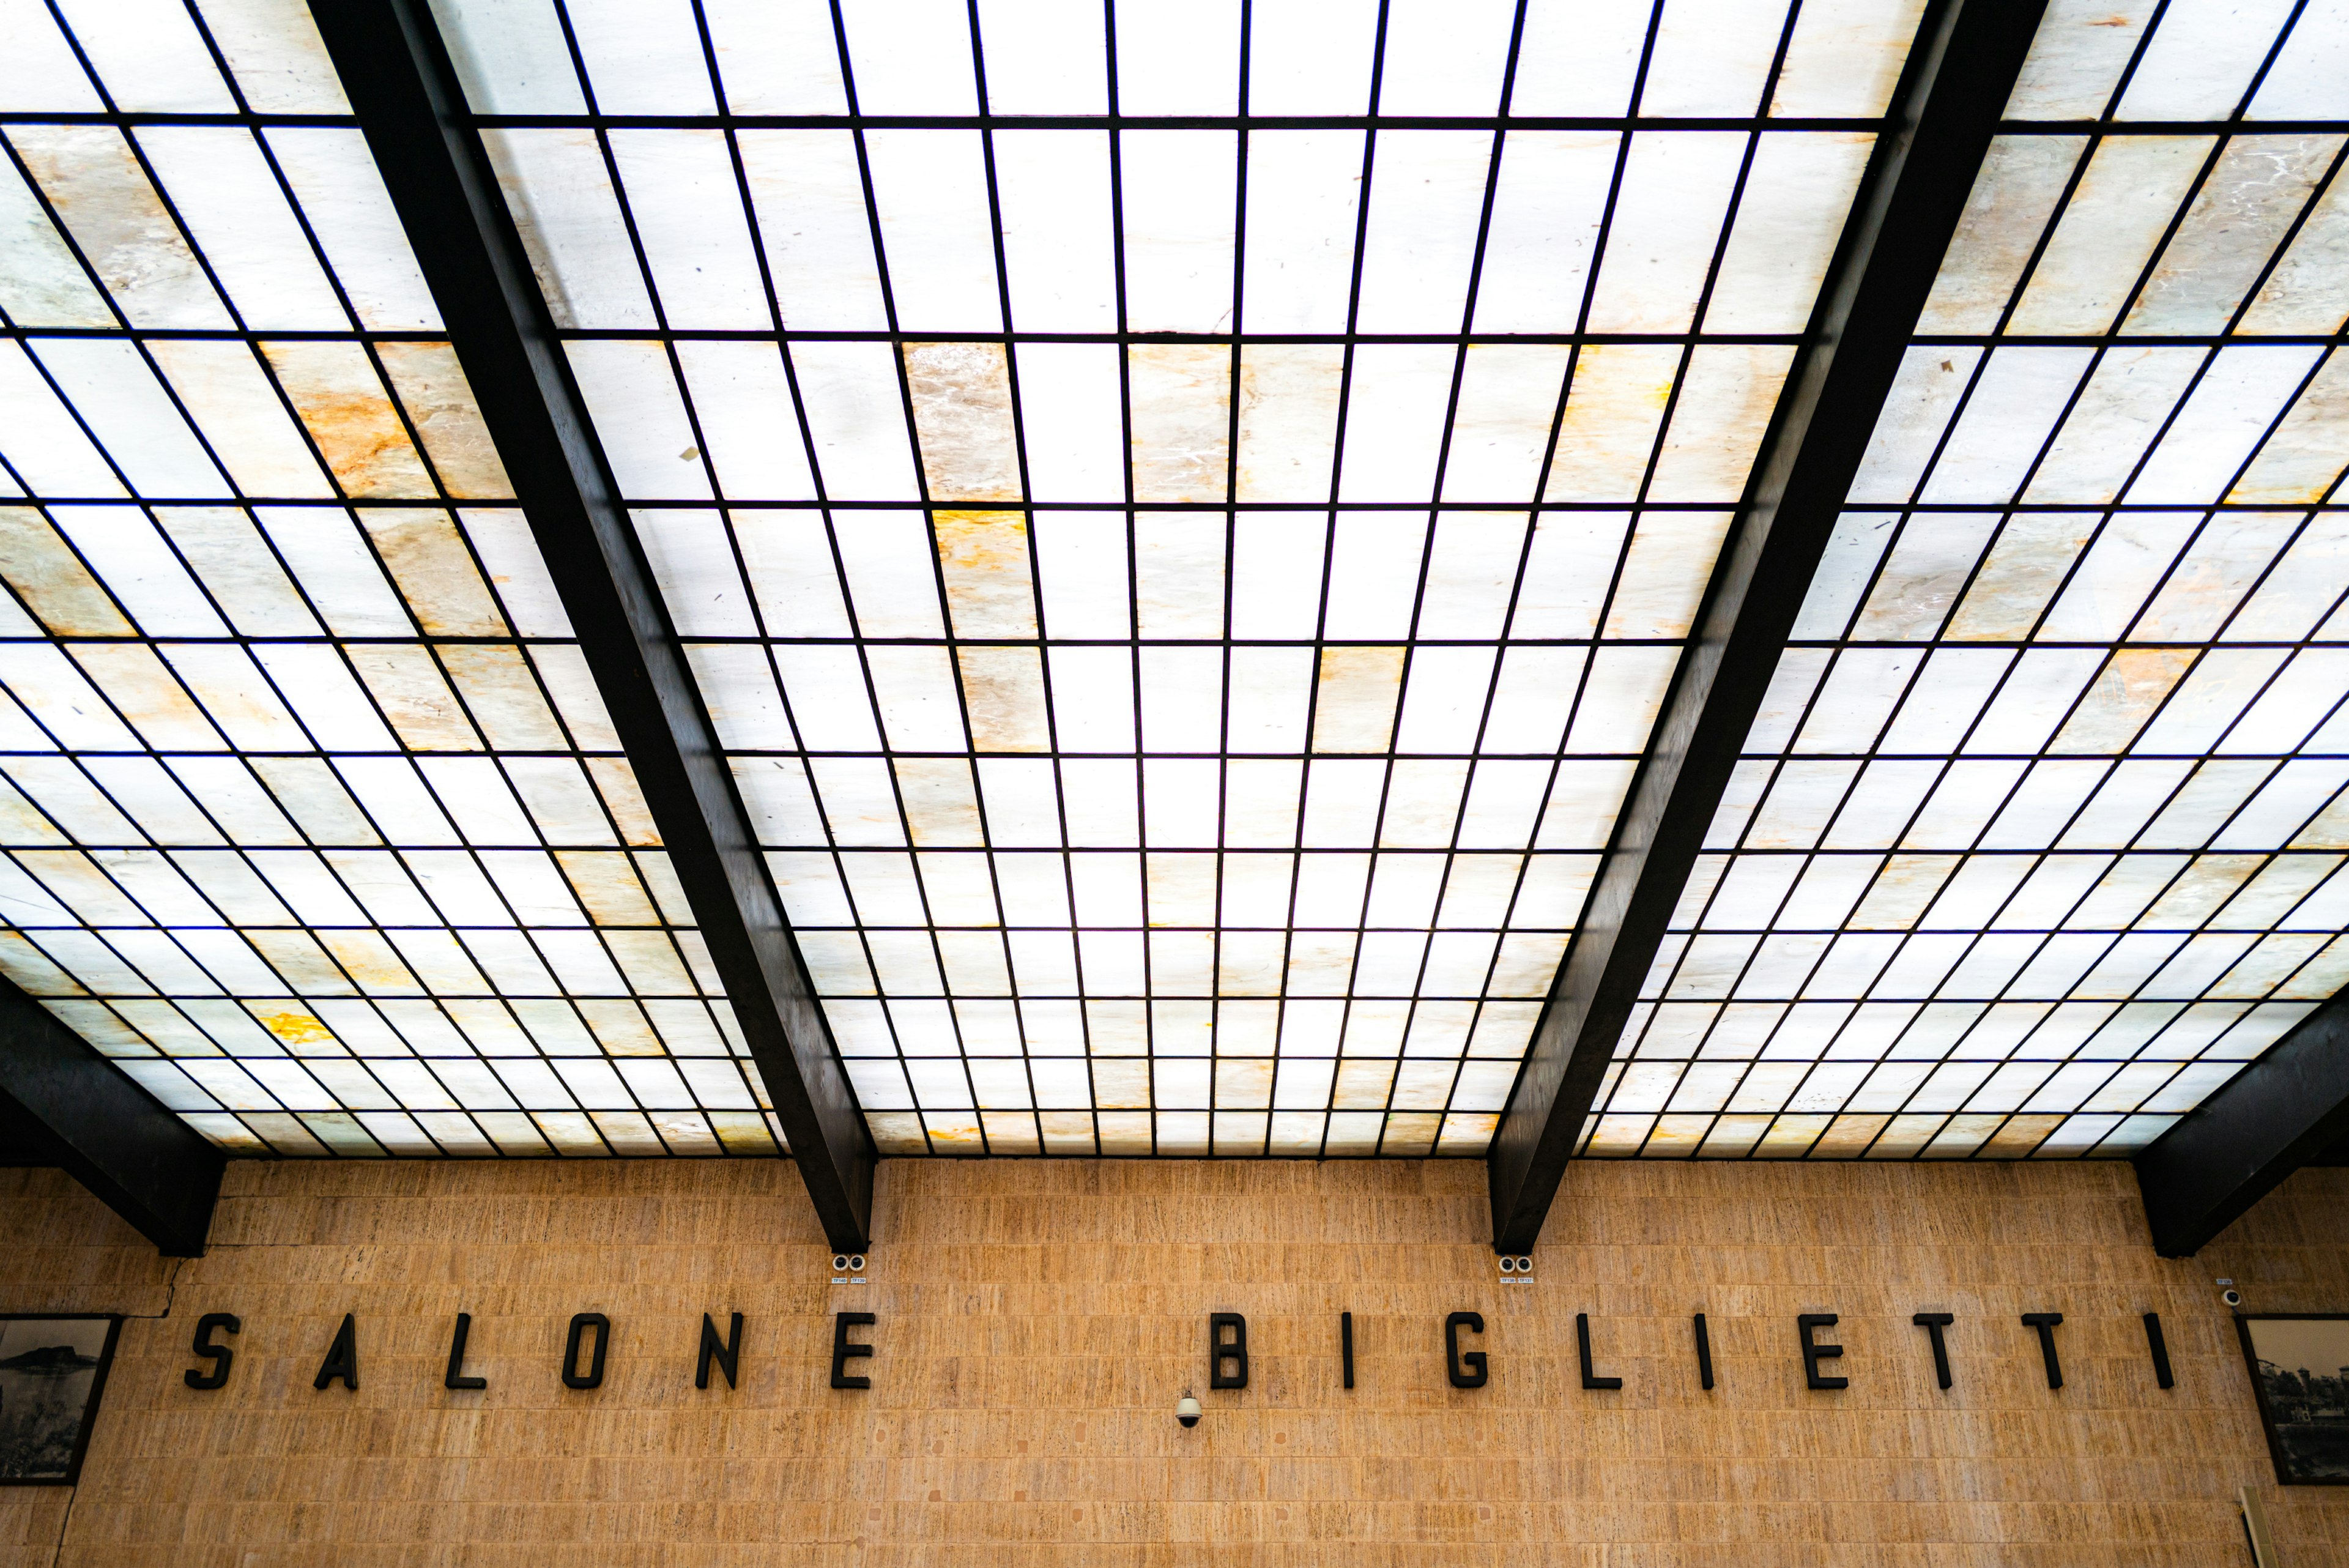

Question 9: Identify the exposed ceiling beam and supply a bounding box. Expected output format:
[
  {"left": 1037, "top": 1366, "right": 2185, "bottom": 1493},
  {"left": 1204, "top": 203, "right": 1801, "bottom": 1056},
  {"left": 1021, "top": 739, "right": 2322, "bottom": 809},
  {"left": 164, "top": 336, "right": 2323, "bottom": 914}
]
[
  {"left": 310, "top": 0, "right": 873, "bottom": 1249},
  {"left": 1486, "top": 0, "right": 2049, "bottom": 1254},
  {"left": 0, "top": 976, "right": 222, "bottom": 1254},
  {"left": 2134, "top": 996, "right": 2349, "bottom": 1257}
]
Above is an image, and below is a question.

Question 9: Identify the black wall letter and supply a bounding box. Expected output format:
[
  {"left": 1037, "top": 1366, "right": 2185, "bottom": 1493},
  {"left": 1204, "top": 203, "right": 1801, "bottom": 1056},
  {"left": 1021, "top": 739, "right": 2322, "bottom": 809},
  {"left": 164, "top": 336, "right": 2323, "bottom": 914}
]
[
  {"left": 699, "top": 1312, "right": 744, "bottom": 1391},
  {"left": 562, "top": 1312, "right": 610, "bottom": 1391},
  {"left": 831, "top": 1311, "right": 875, "bottom": 1389},
  {"left": 1340, "top": 1311, "right": 1354, "bottom": 1391},
  {"left": 1209, "top": 1312, "right": 1249, "bottom": 1389},
  {"left": 445, "top": 1312, "right": 487, "bottom": 1390},
  {"left": 1912, "top": 1312, "right": 1954, "bottom": 1391},
  {"left": 1797, "top": 1314, "right": 1846, "bottom": 1390},
  {"left": 1693, "top": 1313, "right": 1713, "bottom": 1391},
  {"left": 2143, "top": 1311, "right": 2174, "bottom": 1390},
  {"left": 185, "top": 1312, "right": 238, "bottom": 1391},
  {"left": 1445, "top": 1312, "right": 1488, "bottom": 1389},
  {"left": 2021, "top": 1312, "right": 2064, "bottom": 1389},
  {"left": 313, "top": 1313, "right": 358, "bottom": 1392},
  {"left": 1576, "top": 1313, "right": 1621, "bottom": 1390}
]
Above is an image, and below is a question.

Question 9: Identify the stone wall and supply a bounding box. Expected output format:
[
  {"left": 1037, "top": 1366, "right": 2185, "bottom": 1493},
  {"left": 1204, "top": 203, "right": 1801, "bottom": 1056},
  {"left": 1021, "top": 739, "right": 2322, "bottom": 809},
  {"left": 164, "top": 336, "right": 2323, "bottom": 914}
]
[{"left": 0, "top": 1154, "right": 2342, "bottom": 1566}]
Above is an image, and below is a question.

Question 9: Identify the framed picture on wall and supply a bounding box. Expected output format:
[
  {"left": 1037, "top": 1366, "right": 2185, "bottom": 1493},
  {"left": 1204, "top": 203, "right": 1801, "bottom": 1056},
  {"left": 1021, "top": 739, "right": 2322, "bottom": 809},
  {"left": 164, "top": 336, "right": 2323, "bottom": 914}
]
[
  {"left": 0, "top": 1315, "right": 121, "bottom": 1485},
  {"left": 2238, "top": 1314, "right": 2349, "bottom": 1485}
]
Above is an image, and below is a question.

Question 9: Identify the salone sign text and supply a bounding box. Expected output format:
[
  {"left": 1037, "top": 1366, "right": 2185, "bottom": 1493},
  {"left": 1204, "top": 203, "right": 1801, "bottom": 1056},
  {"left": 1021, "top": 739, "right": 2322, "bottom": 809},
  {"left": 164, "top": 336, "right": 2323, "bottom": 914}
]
[{"left": 175, "top": 1302, "right": 2184, "bottom": 1397}]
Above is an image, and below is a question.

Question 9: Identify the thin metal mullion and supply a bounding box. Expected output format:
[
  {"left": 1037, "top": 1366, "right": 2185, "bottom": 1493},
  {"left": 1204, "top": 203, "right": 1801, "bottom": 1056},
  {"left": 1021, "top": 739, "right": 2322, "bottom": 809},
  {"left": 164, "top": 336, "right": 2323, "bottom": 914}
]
[
  {"left": 39, "top": 472, "right": 571, "bottom": 1044},
  {"left": 2197, "top": 376, "right": 2349, "bottom": 652},
  {"left": 703, "top": 31, "right": 872, "bottom": 1160},
  {"left": 757, "top": 517, "right": 891, "bottom": 1154},
  {"left": 174, "top": 0, "right": 368, "bottom": 359},
  {"left": 44, "top": 110, "right": 358, "bottom": 523},
  {"left": 1592, "top": 49, "right": 1803, "bottom": 1154},
  {"left": 1998, "top": 121, "right": 2349, "bottom": 135},
  {"left": 1090, "top": 0, "right": 1149, "bottom": 1153},
  {"left": 34, "top": 0, "right": 117, "bottom": 116},
  {"left": 1049, "top": 12, "right": 1118, "bottom": 1158},
  {"left": 552, "top": 327, "right": 1815, "bottom": 344},
  {"left": 2095, "top": 0, "right": 2176, "bottom": 124},
  {"left": 1787, "top": 831, "right": 2288, "bottom": 1159},
  {"left": 1413, "top": 0, "right": 1542, "bottom": 1158},
  {"left": 1469, "top": 3, "right": 1672, "bottom": 1140},
  {"left": 553, "top": 495, "right": 2349, "bottom": 512},
  {"left": 1223, "top": 0, "right": 1256, "bottom": 1156},
  {"left": 2098, "top": 137, "right": 2238, "bottom": 341},
  {"left": 1914, "top": 333, "right": 2349, "bottom": 347},
  {"left": 2222, "top": 141, "right": 2349, "bottom": 338},
  {"left": 2228, "top": 0, "right": 2312, "bottom": 124},
  {"left": 1508, "top": 0, "right": 1670, "bottom": 1152},
  {"left": 530, "top": 0, "right": 721, "bottom": 1052},
  {"left": 1321, "top": 1, "right": 1397, "bottom": 1146},
  {"left": 1290, "top": 240, "right": 1380, "bottom": 1144},
  {"left": 1636, "top": 838, "right": 1840, "bottom": 1161},
  {"left": 822, "top": 0, "right": 968, "bottom": 1156},
  {"left": 1984, "top": 135, "right": 2102, "bottom": 344},
  {"left": 598, "top": 44, "right": 800, "bottom": 1144},
  {"left": 460, "top": 113, "right": 1872, "bottom": 132},
  {"left": 947, "top": 0, "right": 1039, "bottom": 1154},
  {"left": 0, "top": 112, "right": 357, "bottom": 127},
  {"left": 5, "top": 326, "right": 505, "bottom": 342},
  {"left": 0, "top": 147, "right": 128, "bottom": 337},
  {"left": 974, "top": 0, "right": 1079, "bottom": 1156}
]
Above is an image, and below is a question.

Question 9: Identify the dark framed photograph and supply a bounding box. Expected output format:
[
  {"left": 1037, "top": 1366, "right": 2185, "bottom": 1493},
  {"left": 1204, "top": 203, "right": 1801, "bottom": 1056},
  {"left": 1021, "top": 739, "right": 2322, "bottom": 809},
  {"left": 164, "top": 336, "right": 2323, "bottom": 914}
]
[
  {"left": 0, "top": 1315, "right": 121, "bottom": 1485},
  {"left": 2237, "top": 1314, "right": 2349, "bottom": 1485}
]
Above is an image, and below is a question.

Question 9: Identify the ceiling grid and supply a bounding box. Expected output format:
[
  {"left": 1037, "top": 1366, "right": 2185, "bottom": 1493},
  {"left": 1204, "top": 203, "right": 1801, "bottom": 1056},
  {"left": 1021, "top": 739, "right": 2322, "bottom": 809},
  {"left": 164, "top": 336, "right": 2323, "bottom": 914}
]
[
  {"left": 0, "top": 0, "right": 782, "bottom": 1161},
  {"left": 428, "top": 0, "right": 1908, "bottom": 1157},
  {"left": 1589, "top": 0, "right": 2349, "bottom": 1162},
  {"left": 1, "top": 0, "right": 2343, "bottom": 1173}
]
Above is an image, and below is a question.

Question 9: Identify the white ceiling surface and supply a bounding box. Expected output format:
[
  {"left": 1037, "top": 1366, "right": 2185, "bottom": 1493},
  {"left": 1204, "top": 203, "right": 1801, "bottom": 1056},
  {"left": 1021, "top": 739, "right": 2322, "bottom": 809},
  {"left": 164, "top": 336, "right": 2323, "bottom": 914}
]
[{"left": 0, "top": 0, "right": 2340, "bottom": 1165}]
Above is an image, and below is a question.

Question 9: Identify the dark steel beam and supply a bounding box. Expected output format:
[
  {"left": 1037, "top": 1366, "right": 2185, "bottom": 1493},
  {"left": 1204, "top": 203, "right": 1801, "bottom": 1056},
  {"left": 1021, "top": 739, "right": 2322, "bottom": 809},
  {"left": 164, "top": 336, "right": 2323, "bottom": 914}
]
[
  {"left": 0, "top": 976, "right": 222, "bottom": 1255},
  {"left": 310, "top": 0, "right": 872, "bottom": 1249},
  {"left": 1487, "top": 0, "right": 2049, "bottom": 1253},
  {"left": 2134, "top": 997, "right": 2349, "bottom": 1257}
]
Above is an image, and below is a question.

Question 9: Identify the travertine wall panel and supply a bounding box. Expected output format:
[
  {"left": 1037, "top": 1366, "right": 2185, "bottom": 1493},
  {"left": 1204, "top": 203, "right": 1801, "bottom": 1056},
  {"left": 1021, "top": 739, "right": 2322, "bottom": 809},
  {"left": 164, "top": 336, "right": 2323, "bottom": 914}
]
[{"left": 0, "top": 1157, "right": 2341, "bottom": 1567}]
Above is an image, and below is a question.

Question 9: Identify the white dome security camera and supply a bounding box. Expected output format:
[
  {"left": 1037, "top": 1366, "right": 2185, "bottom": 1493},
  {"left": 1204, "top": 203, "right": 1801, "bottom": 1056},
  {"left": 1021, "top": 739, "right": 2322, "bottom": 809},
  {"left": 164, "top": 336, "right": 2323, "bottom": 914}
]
[
  {"left": 2222, "top": 1287, "right": 2243, "bottom": 1308},
  {"left": 833, "top": 1254, "right": 851, "bottom": 1273},
  {"left": 1175, "top": 1390, "right": 1201, "bottom": 1429}
]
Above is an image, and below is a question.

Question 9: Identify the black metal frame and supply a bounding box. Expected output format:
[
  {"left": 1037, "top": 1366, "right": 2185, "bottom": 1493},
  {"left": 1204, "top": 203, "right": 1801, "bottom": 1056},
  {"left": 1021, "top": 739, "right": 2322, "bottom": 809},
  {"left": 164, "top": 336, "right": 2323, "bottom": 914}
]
[
  {"left": 2233, "top": 1313, "right": 2349, "bottom": 1486},
  {"left": 0, "top": 976, "right": 220, "bottom": 1254},
  {"left": 0, "top": 1312, "right": 122, "bottom": 1485},
  {"left": 1485, "top": 0, "right": 2052, "bottom": 1252},
  {"left": 2136, "top": 995, "right": 2349, "bottom": 1256},
  {"left": 308, "top": 0, "right": 872, "bottom": 1248}
]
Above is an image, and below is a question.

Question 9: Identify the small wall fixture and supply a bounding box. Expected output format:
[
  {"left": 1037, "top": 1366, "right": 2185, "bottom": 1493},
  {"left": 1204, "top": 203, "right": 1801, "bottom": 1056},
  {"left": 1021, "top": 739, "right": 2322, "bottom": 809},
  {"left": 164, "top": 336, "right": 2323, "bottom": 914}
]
[{"left": 1175, "top": 1390, "right": 1201, "bottom": 1428}]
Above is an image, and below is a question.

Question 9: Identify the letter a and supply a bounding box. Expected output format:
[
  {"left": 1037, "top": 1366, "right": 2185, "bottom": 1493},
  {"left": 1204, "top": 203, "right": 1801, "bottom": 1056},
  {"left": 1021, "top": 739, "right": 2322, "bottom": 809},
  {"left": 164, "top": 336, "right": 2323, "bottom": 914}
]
[{"left": 314, "top": 1312, "right": 359, "bottom": 1391}]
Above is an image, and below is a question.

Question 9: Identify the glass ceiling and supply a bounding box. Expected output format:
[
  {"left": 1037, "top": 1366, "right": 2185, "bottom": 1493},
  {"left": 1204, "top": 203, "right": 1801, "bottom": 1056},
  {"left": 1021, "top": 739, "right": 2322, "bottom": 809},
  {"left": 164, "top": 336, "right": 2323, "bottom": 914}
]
[
  {"left": 0, "top": 0, "right": 2340, "bottom": 1166},
  {"left": 431, "top": 0, "right": 1915, "bottom": 1158},
  {"left": 1594, "top": 1, "right": 2349, "bottom": 1161},
  {"left": 0, "top": 0, "right": 779, "bottom": 1159}
]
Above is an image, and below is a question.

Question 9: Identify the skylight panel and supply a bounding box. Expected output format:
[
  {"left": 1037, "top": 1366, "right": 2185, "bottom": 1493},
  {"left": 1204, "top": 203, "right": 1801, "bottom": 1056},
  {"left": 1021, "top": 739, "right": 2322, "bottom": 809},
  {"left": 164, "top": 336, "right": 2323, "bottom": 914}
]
[
  {"left": 0, "top": 0, "right": 787, "bottom": 1162},
  {"left": 1589, "top": 0, "right": 2349, "bottom": 1165},
  {"left": 0, "top": 0, "right": 1943, "bottom": 1161},
  {"left": 418, "top": 0, "right": 1907, "bottom": 1165}
]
